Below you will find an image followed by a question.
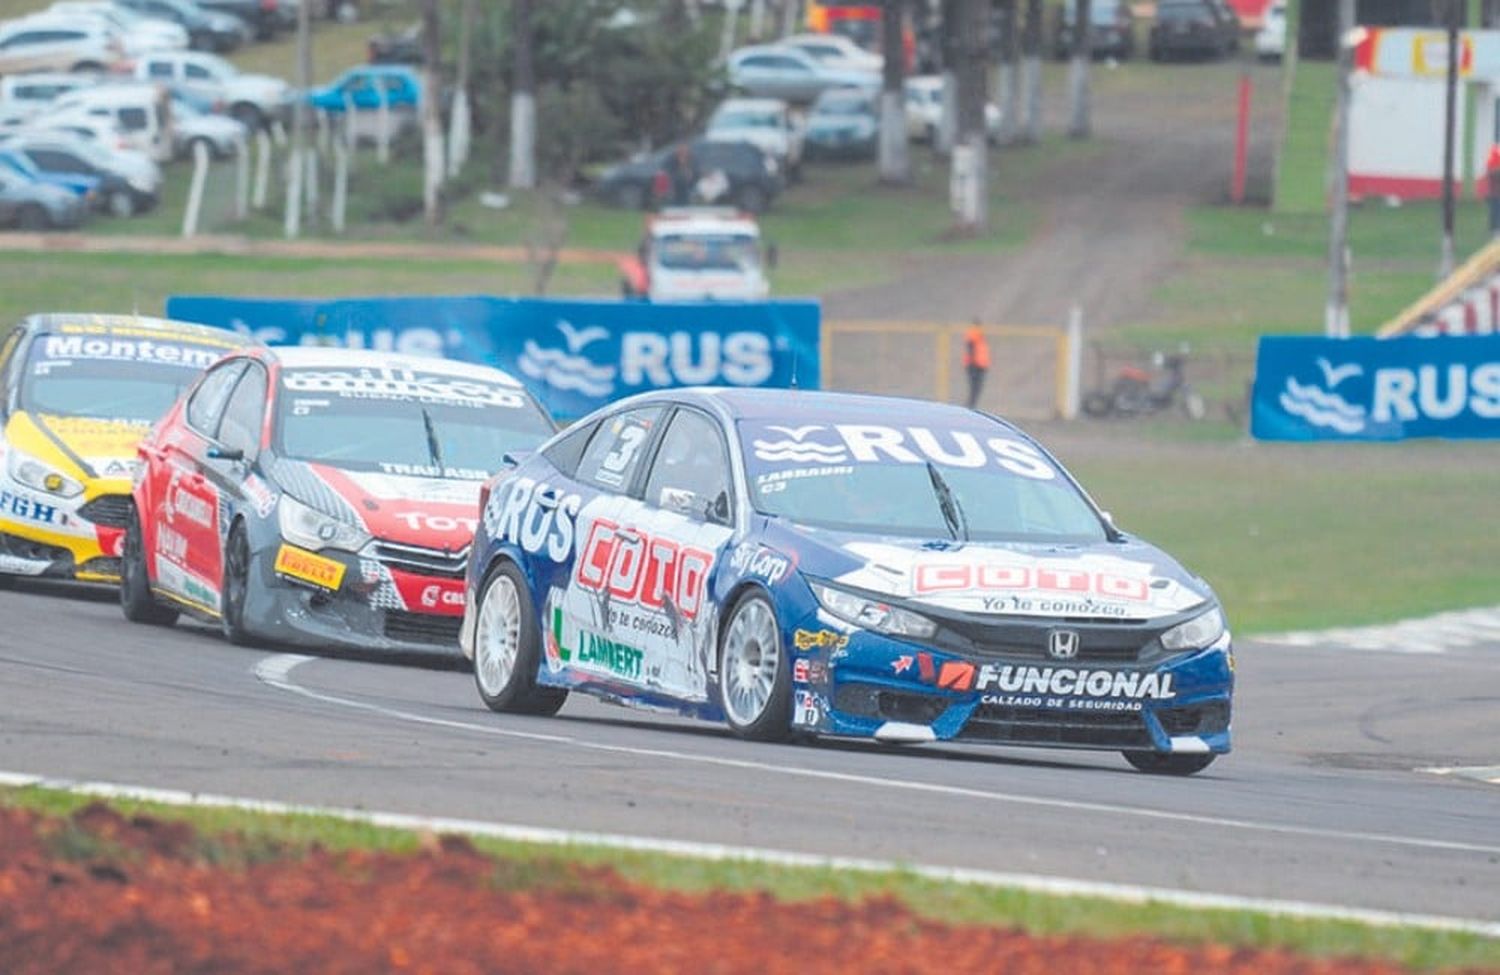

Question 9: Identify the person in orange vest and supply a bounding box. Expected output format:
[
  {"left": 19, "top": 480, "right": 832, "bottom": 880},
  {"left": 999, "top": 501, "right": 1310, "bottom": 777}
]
[
  {"left": 962, "top": 318, "right": 991, "bottom": 409},
  {"left": 1487, "top": 143, "right": 1500, "bottom": 236}
]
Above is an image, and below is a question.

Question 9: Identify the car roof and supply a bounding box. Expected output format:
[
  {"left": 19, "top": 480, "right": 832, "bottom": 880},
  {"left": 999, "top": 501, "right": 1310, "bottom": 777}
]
[
  {"left": 57, "top": 84, "right": 163, "bottom": 105},
  {"left": 631, "top": 386, "right": 1026, "bottom": 433},
  {"left": 22, "top": 312, "right": 245, "bottom": 346},
  {"left": 259, "top": 346, "right": 528, "bottom": 387}
]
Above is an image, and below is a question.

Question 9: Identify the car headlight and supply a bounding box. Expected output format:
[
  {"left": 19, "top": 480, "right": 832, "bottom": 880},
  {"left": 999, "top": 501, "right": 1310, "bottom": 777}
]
[
  {"left": 811, "top": 582, "right": 937, "bottom": 640},
  {"left": 1160, "top": 606, "right": 1226, "bottom": 652},
  {"left": 7, "top": 448, "right": 84, "bottom": 499},
  {"left": 277, "top": 494, "right": 369, "bottom": 553}
]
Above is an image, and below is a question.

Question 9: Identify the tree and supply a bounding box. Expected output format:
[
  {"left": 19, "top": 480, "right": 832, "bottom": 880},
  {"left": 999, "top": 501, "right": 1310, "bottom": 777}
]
[
  {"left": 510, "top": 0, "right": 537, "bottom": 190},
  {"left": 952, "top": 0, "right": 989, "bottom": 230},
  {"left": 447, "top": 0, "right": 475, "bottom": 178},
  {"left": 878, "top": 0, "right": 910, "bottom": 184},
  {"left": 420, "top": 0, "right": 444, "bottom": 226},
  {"left": 998, "top": 0, "right": 1022, "bottom": 145},
  {"left": 1068, "top": 0, "right": 1092, "bottom": 138},
  {"left": 1021, "top": 0, "right": 1042, "bottom": 143}
]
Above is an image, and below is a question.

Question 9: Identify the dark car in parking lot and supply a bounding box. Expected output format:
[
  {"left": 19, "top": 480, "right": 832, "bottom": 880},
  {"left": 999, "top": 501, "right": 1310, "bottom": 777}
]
[
  {"left": 595, "top": 138, "right": 782, "bottom": 214},
  {"left": 1149, "top": 0, "right": 1240, "bottom": 60},
  {"left": 195, "top": 0, "right": 281, "bottom": 40},
  {"left": 116, "top": 0, "right": 251, "bottom": 53},
  {"left": 1054, "top": 0, "right": 1136, "bottom": 60}
]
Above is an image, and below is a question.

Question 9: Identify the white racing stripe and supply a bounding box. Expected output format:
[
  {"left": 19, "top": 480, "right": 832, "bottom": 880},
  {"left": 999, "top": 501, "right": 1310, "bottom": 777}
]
[
  {"left": 0, "top": 768, "right": 1495, "bottom": 939},
  {"left": 255, "top": 654, "right": 1500, "bottom": 858}
]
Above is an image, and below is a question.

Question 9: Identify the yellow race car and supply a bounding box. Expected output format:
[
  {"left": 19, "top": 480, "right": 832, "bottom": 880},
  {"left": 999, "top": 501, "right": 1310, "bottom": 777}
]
[{"left": 0, "top": 313, "right": 246, "bottom": 584}]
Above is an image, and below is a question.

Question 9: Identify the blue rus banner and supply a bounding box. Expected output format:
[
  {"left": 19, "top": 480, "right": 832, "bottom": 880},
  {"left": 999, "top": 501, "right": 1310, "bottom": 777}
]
[
  {"left": 1252, "top": 333, "right": 1500, "bottom": 441},
  {"left": 164, "top": 295, "right": 822, "bottom": 418}
]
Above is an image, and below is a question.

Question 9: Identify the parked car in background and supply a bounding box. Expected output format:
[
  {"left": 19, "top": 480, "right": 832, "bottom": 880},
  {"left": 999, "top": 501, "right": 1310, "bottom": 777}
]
[
  {"left": 804, "top": 85, "right": 878, "bottom": 161},
  {"left": 194, "top": 0, "right": 281, "bottom": 40},
  {"left": 306, "top": 64, "right": 422, "bottom": 113},
  {"left": 0, "top": 146, "right": 101, "bottom": 200},
  {"left": 779, "top": 32, "right": 882, "bottom": 71},
  {"left": 46, "top": 2, "right": 189, "bottom": 55},
  {"left": 595, "top": 138, "right": 782, "bottom": 213},
  {"left": 0, "top": 168, "right": 86, "bottom": 230},
  {"left": 169, "top": 94, "right": 247, "bottom": 158},
  {"left": 0, "top": 73, "right": 99, "bottom": 122},
  {"left": 903, "top": 75, "right": 1002, "bottom": 144},
  {"left": 367, "top": 21, "right": 421, "bottom": 64},
  {"left": 135, "top": 51, "right": 292, "bottom": 129},
  {"left": 619, "top": 207, "right": 773, "bottom": 302},
  {"left": 49, "top": 84, "right": 173, "bottom": 162},
  {"left": 0, "top": 20, "right": 122, "bottom": 74},
  {"left": 0, "top": 133, "right": 160, "bottom": 216},
  {"left": 15, "top": 112, "right": 134, "bottom": 155},
  {"left": 727, "top": 44, "right": 878, "bottom": 104},
  {"left": 1255, "top": 0, "right": 1286, "bottom": 59},
  {"left": 705, "top": 97, "right": 803, "bottom": 181},
  {"left": 114, "top": 0, "right": 251, "bottom": 53},
  {"left": 1053, "top": 0, "right": 1136, "bottom": 59},
  {"left": 1149, "top": 0, "right": 1239, "bottom": 60}
]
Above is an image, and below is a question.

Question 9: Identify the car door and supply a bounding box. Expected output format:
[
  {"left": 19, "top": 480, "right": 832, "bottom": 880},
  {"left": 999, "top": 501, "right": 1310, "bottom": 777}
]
[
  {"left": 182, "top": 59, "right": 217, "bottom": 103},
  {"left": 153, "top": 358, "right": 243, "bottom": 609},
  {"left": 202, "top": 359, "right": 267, "bottom": 579},
  {"left": 629, "top": 406, "right": 738, "bottom": 702}
]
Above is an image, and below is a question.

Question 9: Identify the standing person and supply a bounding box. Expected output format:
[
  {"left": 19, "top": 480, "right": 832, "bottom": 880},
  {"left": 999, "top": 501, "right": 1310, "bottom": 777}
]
[
  {"left": 661, "top": 143, "right": 699, "bottom": 207},
  {"left": 1487, "top": 142, "right": 1500, "bottom": 237},
  {"left": 962, "top": 318, "right": 990, "bottom": 409}
]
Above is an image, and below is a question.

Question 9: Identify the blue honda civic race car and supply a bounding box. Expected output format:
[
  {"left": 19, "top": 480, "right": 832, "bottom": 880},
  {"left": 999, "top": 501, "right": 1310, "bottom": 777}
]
[{"left": 460, "top": 388, "right": 1233, "bottom": 775}]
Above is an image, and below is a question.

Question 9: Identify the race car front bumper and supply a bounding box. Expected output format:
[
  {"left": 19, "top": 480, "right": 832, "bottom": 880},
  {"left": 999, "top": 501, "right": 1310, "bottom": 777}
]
[
  {"left": 786, "top": 611, "right": 1234, "bottom": 755},
  {"left": 246, "top": 542, "right": 467, "bottom": 658},
  {"left": 0, "top": 485, "right": 132, "bottom": 583}
]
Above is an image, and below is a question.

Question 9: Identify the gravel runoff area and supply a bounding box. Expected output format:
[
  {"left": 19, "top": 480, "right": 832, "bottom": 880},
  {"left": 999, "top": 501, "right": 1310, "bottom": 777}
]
[{"left": 0, "top": 803, "right": 1476, "bottom": 975}]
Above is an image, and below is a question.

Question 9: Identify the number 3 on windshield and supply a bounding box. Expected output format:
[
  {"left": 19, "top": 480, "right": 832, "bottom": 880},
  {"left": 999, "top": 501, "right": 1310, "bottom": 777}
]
[{"left": 602, "top": 423, "right": 647, "bottom": 476}]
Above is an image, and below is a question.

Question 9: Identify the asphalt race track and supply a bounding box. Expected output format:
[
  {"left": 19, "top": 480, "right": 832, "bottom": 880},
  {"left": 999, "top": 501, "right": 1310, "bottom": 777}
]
[{"left": 2, "top": 579, "right": 1497, "bottom": 924}]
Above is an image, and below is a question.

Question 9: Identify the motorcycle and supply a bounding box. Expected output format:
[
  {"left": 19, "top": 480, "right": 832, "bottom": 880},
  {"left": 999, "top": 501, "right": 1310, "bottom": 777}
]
[{"left": 1083, "top": 350, "right": 1207, "bottom": 420}]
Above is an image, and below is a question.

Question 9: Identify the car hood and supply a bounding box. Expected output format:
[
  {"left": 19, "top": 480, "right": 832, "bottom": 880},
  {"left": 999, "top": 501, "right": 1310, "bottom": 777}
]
[
  {"left": 780, "top": 522, "right": 1214, "bottom": 622},
  {"left": 270, "top": 458, "right": 483, "bottom": 551},
  {"left": 227, "top": 74, "right": 288, "bottom": 98},
  {"left": 5, "top": 411, "right": 146, "bottom": 483}
]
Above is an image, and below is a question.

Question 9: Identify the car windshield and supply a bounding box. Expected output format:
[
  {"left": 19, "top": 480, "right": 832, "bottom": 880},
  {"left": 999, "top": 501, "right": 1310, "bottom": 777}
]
[
  {"left": 275, "top": 365, "right": 554, "bottom": 479},
  {"left": 194, "top": 54, "right": 235, "bottom": 78},
  {"left": 654, "top": 234, "right": 760, "bottom": 272},
  {"left": 712, "top": 109, "right": 779, "bottom": 129},
  {"left": 739, "top": 417, "right": 1108, "bottom": 544},
  {"left": 20, "top": 328, "right": 234, "bottom": 423},
  {"left": 815, "top": 93, "right": 871, "bottom": 116}
]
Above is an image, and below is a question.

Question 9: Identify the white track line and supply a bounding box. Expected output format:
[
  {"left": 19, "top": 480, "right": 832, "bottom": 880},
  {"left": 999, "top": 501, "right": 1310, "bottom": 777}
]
[
  {"left": 255, "top": 654, "right": 1500, "bottom": 858},
  {"left": 1259, "top": 605, "right": 1500, "bottom": 655},
  {"left": 0, "top": 769, "right": 1495, "bottom": 939},
  {"left": 1420, "top": 765, "right": 1500, "bottom": 786}
]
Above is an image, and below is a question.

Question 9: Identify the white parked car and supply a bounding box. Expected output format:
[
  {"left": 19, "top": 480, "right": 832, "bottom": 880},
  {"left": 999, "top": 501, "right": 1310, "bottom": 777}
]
[
  {"left": 1255, "top": 1, "right": 1286, "bottom": 59},
  {"left": 779, "top": 32, "right": 883, "bottom": 72},
  {"left": 621, "top": 207, "right": 773, "bottom": 303},
  {"left": 169, "top": 94, "right": 247, "bottom": 158},
  {"left": 903, "top": 75, "right": 1003, "bottom": 144},
  {"left": 705, "top": 97, "right": 804, "bottom": 180},
  {"left": 47, "top": 2, "right": 188, "bottom": 54},
  {"left": 134, "top": 50, "right": 291, "bottom": 129},
  {"left": 727, "top": 44, "right": 879, "bottom": 104},
  {"left": 0, "top": 73, "right": 101, "bottom": 120},
  {"left": 12, "top": 113, "right": 133, "bottom": 155},
  {"left": 49, "top": 84, "right": 174, "bottom": 162},
  {"left": 0, "top": 20, "right": 123, "bottom": 74}
]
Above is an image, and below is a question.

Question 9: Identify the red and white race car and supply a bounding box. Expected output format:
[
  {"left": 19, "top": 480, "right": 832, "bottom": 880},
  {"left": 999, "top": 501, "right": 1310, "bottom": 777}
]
[{"left": 121, "top": 346, "right": 556, "bottom": 656}]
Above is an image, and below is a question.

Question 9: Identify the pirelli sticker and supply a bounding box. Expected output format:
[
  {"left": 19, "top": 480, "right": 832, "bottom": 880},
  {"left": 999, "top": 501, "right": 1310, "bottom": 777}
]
[{"left": 274, "top": 544, "right": 346, "bottom": 591}]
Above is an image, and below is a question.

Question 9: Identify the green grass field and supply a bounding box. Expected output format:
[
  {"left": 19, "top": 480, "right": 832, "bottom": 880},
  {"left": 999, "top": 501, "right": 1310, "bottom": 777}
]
[{"left": 5, "top": 784, "right": 1495, "bottom": 971}]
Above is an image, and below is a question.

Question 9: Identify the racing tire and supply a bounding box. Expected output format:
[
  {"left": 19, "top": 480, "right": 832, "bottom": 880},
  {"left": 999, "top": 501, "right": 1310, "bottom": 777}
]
[
  {"left": 120, "top": 506, "right": 178, "bottom": 626},
  {"left": 220, "top": 523, "right": 261, "bottom": 647},
  {"left": 107, "top": 191, "right": 136, "bottom": 218},
  {"left": 718, "top": 591, "right": 793, "bottom": 742},
  {"left": 1122, "top": 751, "right": 1217, "bottom": 776},
  {"left": 16, "top": 204, "right": 50, "bottom": 231},
  {"left": 472, "top": 560, "right": 567, "bottom": 716}
]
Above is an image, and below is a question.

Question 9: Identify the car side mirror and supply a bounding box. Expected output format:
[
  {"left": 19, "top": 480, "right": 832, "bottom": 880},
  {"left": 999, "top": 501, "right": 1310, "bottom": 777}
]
[
  {"left": 502, "top": 449, "right": 533, "bottom": 468},
  {"left": 208, "top": 444, "right": 244, "bottom": 462}
]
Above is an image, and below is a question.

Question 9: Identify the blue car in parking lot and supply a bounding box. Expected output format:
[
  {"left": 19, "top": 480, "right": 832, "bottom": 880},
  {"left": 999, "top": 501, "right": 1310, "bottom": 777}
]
[
  {"left": 461, "top": 388, "right": 1234, "bottom": 775},
  {"left": 305, "top": 64, "right": 422, "bottom": 112}
]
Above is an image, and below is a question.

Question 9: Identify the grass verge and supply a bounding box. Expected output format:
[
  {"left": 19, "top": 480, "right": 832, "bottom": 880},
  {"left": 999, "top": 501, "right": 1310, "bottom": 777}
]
[{"left": 2, "top": 783, "right": 1495, "bottom": 971}]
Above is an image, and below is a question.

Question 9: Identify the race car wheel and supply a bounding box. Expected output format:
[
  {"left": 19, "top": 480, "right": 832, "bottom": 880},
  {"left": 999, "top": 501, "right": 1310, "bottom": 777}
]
[
  {"left": 220, "top": 523, "right": 260, "bottom": 646},
  {"left": 473, "top": 561, "right": 567, "bottom": 716},
  {"left": 120, "top": 506, "right": 178, "bottom": 626},
  {"left": 719, "top": 592, "right": 792, "bottom": 742},
  {"left": 1122, "top": 751, "right": 1217, "bottom": 776}
]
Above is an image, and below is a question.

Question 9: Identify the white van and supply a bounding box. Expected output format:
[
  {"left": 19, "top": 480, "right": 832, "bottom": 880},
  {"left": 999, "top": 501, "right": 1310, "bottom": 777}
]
[{"left": 48, "top": 84, "right": 173, "bottom": 162}]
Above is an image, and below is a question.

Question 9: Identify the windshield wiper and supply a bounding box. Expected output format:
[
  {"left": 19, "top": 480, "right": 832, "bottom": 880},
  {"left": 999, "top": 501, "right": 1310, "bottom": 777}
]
[
  {"left": 925, "top": 461, "right": 969, "bottom": 542},
  {"left": 420, "top": 407, "right": 445, "bottom": 471}
]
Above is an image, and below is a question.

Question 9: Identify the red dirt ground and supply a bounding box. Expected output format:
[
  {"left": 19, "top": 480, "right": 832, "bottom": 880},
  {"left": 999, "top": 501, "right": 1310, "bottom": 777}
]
[{"left": 0, "top": 803, "right": 1474, "bottom": 975}]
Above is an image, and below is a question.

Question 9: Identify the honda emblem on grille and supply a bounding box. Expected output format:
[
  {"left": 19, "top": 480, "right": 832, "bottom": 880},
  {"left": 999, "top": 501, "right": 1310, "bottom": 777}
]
[{"left": 1047, "top": 629, "right": 1080, "bottom": 661}]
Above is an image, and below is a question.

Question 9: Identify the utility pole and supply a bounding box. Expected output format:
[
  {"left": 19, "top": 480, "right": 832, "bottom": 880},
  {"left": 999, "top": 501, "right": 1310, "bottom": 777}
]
[
  {"left": 953, "top": 0, "right": 989, "bottom": 231},
  {"left": 420, "top": 0, "right": 443, "bottom": 227},
  {"left": 283, "top": 0, "right": 310, "bottom": 238},
  {"left": 1325, "top": 0, "right": 1354, "bottom": 337},
  {"left": 1440, "top": 0, "right": 1460, "bottom": 277},
  {"left": 509, "top": 0, "right": 536, "bottom": 190},
  {"left": 1022, "top": 0, "right": 1041, "bottom": 142},
  {"left": 878, "top": 0, "right": 911, "bottom": 183},
  {"left": 1067, "top": 0, "right": 1092, "bottom": 138}
]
